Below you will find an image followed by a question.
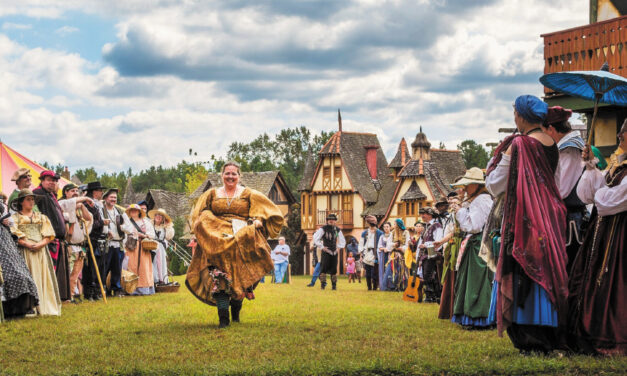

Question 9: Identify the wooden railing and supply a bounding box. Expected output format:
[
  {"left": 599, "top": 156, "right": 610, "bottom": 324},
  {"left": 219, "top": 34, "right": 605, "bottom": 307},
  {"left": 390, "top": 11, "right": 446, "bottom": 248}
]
[
  {"left": 316, "top": 209, "right": 353, "bottom": 227},
  {"left": 542, "top": 15, "right": 627, "bottom": 93}
]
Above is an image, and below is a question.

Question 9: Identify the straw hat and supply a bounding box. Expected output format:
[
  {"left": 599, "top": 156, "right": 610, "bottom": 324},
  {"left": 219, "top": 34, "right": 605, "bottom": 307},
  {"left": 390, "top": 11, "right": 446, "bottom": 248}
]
[
  {"left": 125, "top": 203, "right": 145, "bottom": 218},
  {"left": 147, "top": 208, "right": 172, "bottom": 224},
  {"left": 451, "top": 167, "right": 485, "bottom": 187}
]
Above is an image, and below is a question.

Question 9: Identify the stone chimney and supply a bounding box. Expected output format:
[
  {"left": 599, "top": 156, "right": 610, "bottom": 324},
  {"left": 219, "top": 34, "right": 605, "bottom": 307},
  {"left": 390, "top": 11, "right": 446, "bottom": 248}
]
[
  {"left": 61, "top": 166, "right": 70, "bottom": 180},
  {"left": 338, "top": 109, "right": 342, "bottom": 133},
  {"left": 411, "top": 126, "right": 431, "bottom": 160},
  {"left": 364, "top": 145, "right": 379, "bottom": 180}
]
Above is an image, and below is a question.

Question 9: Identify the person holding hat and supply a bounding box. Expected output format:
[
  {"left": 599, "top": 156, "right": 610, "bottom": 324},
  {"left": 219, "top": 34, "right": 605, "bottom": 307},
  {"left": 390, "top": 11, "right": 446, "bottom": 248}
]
[
  {"left": 58, "top": 184, "right": 95, "bottom": 302},
  {"left": 148, "top": 208, "right": 174, "bottom": 286},
  {"left": 0, "top": 192, "right": 39, "bottom": 318},
  {"left": 32, "top": 170, "right": 72, "bottom": 303},
  {"left": 102, "top": 188, "right": 126, "bottom": 296},
  {"left": 8, "top": 168, "right": 38, "bottom": 213},
  {"left": 485, "top": 95, "right": 567, "bottom": 352},
  {"left": 313, "top": 212, "right": 346, "bottom": 290},
  {"left": 417, "top": 207, "right": 444, "bottom": 303},
  {"left": 448, "top": 168, "right": 494, "bottom": 329},
  {"left": 359, "top": 215, "right": 384, "bottom": 291},
  {"left": 121, "top": 204, "right": 156, "bottom": 295},
  {"left": 187, "top": 161, "right": 283, "bottom": 328},
  {"left": 10, "top": 189, "right": 61, "bottom": 316},
  {"left": 81, "top": 181, "right": 106, "bottom": 301}
]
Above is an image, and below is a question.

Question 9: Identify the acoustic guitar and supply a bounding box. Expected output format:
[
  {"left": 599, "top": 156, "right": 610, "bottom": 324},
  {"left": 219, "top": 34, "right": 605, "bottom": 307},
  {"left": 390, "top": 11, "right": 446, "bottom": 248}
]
[{"left": 402, "top": 265, "right": 423, "bottom": 303}]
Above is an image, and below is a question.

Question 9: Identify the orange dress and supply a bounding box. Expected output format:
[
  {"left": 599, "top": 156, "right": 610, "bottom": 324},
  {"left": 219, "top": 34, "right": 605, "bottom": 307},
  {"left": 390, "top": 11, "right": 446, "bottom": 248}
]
[
  {"left": 122, "top": 217, "right": 156, "bottom": 295},
  {"left": 186, "top": 187, "right": 283, "bottom": 306}
]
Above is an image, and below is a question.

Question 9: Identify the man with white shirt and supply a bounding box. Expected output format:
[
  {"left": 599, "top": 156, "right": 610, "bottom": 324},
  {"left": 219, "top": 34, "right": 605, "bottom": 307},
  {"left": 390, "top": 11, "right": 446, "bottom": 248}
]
[
  {"left": 59, "top": 183, "right": 94, "bottom": 303},
  {"left": 271, "top": 237, "right": 290, "bottom": 283},
  {"left": 102, "top": 188, "right": 125, "bottom": 296},
  {"left": 313, "top": 213, "right": 346, "bottom": 290},
  {"left": 418, "top": 207, "right": 443, "bottom": 303}
]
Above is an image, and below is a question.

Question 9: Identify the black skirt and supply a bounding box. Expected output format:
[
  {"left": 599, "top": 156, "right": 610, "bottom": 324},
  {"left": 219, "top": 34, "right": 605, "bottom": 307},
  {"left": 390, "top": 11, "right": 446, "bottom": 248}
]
[{"left": 319, "top": 252, "right": 338, "bottom": 275}]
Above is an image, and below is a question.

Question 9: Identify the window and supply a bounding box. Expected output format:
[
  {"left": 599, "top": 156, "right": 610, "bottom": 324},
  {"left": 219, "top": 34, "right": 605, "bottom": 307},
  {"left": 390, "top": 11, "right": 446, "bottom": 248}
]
[
  {"left": 323, "top": 166, "right": 331, "bottom": 179},
  {"left": 397, "top": 203, "right": 404, "bottom": 216}
]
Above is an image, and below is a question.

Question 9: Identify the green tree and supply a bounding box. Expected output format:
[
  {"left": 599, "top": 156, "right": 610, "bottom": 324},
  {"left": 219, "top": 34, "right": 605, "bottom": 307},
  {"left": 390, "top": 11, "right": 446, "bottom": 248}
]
[{"left": 457, "top": 140, "right": 489, "bottom": 169}]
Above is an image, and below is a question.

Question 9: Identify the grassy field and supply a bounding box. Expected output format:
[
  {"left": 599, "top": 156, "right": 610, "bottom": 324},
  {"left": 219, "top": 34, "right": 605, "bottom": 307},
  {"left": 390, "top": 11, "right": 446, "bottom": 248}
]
[{"left": 0, "top": 275, "right": 625, "bottom": 375}]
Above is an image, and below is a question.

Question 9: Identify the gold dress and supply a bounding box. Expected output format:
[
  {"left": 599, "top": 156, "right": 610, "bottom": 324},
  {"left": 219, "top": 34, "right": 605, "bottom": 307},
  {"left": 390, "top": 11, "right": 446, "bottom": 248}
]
[
  {"left": 186, "top": 187, "right": 283, "bottom": 305},
  {"left": 10, "top": 212, "right": 61, "bottom": 316}
]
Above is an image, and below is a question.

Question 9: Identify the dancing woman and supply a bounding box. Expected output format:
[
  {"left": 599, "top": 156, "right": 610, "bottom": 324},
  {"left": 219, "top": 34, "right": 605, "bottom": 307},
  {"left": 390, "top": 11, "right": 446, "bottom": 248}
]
[{"left": 186, "top": 162, "right": 283, "bottom": 328}]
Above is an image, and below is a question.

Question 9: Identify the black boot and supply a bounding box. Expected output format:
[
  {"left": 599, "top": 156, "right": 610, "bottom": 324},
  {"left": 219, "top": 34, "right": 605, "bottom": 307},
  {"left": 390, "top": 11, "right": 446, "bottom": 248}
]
[
  {"left": 320, "top": 282, "right": 326, "bottom": 290},
  {"left": 332, "top": 283, "right": 337, "bottom": 290},
  {"left": 230, "top": 300, "right": 242, "bottom": 323},
  {"left": 366, "top": 277, "right": 372, "bottom": 291},
  {"left": 218, "top": 309, "right": 230, "bottom": 328}
]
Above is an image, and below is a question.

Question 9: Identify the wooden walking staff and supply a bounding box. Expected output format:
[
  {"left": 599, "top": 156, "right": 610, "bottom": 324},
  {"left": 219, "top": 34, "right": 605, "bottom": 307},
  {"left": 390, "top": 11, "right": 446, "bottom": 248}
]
[{"left": 80, "top": 215, "right": 107, "bottom": 304}]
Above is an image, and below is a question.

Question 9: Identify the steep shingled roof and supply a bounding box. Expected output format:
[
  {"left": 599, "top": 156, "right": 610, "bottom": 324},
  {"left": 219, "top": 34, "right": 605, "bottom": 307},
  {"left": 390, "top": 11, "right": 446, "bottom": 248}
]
[
  {"left": 122, "top": 178, "right": 145, "bottom": 206},
  {"left": 388, "top": 138, "right": 410, "bottom": 169},
  {"left": 400, "top": 180, "right": 426, "bottom": 201},
  {"left": 146, "top": 189, "right": 191, "bottom": 220},
  {"left": 297, "top": 151, "right": 316, "bottom": 192},
  {"left": 430, "top": 149, "right": 466, "bottom": 186}
]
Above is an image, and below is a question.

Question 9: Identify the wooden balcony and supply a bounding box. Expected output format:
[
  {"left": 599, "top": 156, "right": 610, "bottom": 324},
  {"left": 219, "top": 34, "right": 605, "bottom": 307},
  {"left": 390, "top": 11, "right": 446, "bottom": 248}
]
[
  {"left": 316, "top": 209, "right": 353, "bottom": 228},
  {"left": 542, "top": 15, "right": 627, "bottom": 94}
]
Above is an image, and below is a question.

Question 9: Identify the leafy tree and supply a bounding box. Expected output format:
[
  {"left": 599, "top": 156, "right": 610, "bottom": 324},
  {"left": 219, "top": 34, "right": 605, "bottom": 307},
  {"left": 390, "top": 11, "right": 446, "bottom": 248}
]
[
  {"left": 457, "top": 140, "right": 489, "bottom": 169},
  {"left": 438, "top": 141, "right": 446, "bottom": 149}
]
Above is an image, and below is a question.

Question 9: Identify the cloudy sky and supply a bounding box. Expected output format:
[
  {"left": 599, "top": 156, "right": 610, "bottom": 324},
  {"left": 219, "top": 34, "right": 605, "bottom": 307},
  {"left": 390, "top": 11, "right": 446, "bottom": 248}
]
[{"left": 0, "top": 0, "right": 588, "bottom": 173}]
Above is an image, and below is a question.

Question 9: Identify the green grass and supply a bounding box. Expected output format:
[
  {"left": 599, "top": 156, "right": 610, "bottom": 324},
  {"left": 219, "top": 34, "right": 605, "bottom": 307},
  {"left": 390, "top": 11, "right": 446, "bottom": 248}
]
[{"left": 0, "top": 275, "right": 625, "bottom": 375}]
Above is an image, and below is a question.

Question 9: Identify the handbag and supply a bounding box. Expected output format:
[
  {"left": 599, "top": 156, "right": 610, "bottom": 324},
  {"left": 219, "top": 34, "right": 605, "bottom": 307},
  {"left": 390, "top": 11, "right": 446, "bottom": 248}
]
[
  {"left": 124, "top": 236, "right": 137, "bottom": 251},
  {"left": 362, "top": 249, "right": 376, "bottom": 266}
]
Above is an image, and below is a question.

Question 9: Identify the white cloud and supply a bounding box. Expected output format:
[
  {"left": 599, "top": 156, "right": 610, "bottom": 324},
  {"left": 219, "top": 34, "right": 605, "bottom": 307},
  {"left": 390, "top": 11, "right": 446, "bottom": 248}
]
[
  {"left": 0, "top": 0, "right": 593, "bottom": 173},
  {"left": 2, "top": 22, "right": 32, "bottom": 30},
  {"left": 54, "top": 25, "right": 78, "bottom": 36}
]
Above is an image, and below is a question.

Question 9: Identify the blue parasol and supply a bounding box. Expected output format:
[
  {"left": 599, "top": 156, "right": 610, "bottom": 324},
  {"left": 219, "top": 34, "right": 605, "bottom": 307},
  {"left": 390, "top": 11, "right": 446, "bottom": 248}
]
[{"left": 539, "top": 63, "right": 627, "bottom": 144}]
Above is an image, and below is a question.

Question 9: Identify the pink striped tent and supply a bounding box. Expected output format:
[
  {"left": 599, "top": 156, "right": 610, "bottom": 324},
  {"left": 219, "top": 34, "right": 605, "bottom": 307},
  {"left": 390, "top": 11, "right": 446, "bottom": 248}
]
[{"left": 0, "top": 142, "right": 70, "bottom": 195}]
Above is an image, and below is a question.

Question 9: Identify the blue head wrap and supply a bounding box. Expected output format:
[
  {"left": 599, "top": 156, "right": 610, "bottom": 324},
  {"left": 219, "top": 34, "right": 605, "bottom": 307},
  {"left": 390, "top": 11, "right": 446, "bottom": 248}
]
[
  {"left": 395, "top": 218, "right": 406, "bottom": 231},
  {"left": 514, "top": 95, "right": 548, "bottom": 124}
]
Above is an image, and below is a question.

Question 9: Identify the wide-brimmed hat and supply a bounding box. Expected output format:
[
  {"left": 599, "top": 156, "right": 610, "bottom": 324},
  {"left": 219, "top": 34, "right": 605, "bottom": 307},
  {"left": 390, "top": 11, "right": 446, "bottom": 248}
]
[
  {"left": 451, "top": 167, "right": 485, "bottom": 188},
  {"left": 125, "top": 204, "right": 145, "bottom": 218},
  {"left": 326, "top": 213, "right": 338, "bottom": 221},
  {"left": 11, "top": 168, "right": 31, "bottom": 182},
  {"left": 147, "top": 208, "right": 172, "bottom": 223},
  {"left": 10, "top": 189, "right": 41, "bottom": 211},
  {"left": 39, "top": 170, "right": 60, "bottom": 181},
  {"left": 103, "top": 188, "right": 119, "bottom": 199},
  {"left": 419, "top": 207, "right": 436, "bottom": 217},
  {"left": 435, "top": 198, "right": 449, "bottom": 208},
  {"left": 85, "top": 181, "right": 106, "bottom": 192}
]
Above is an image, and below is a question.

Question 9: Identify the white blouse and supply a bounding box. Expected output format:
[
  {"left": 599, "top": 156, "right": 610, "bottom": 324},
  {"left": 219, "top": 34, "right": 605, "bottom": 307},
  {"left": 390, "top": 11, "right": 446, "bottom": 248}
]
[
  {"left": 456, "top": 193, "right": 493, "bottom": 234},
  {"left": 121, "top": 214, "right": 156, "bottom": 239},
  {"left": 576, "top": 155, "right": 627, "bottom": 217},
  {"left": 486, "top": 155, "right": 510, "bottom": 197},
  {"left": 555, "top": 147, "right": 584, "bottom": 199}
]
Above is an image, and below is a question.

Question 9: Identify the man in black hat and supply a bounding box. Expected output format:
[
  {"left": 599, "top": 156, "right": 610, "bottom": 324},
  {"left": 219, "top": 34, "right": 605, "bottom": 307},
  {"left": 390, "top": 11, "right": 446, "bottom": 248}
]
[
  {"left": 82, "top": 181, "right": 106, "bottom": 301},
  {"left": 32, "top": 170, "right": 72, "bottom": 302},
  {"left": 312, "top": 213, "right": 346, "bottom": 290}
]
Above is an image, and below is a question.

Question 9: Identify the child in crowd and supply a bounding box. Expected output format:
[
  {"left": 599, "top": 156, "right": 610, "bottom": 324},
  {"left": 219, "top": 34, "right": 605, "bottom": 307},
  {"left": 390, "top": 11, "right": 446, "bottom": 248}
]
[{"left": 346, "top": 252, "right": 356, "bottom": 283}]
